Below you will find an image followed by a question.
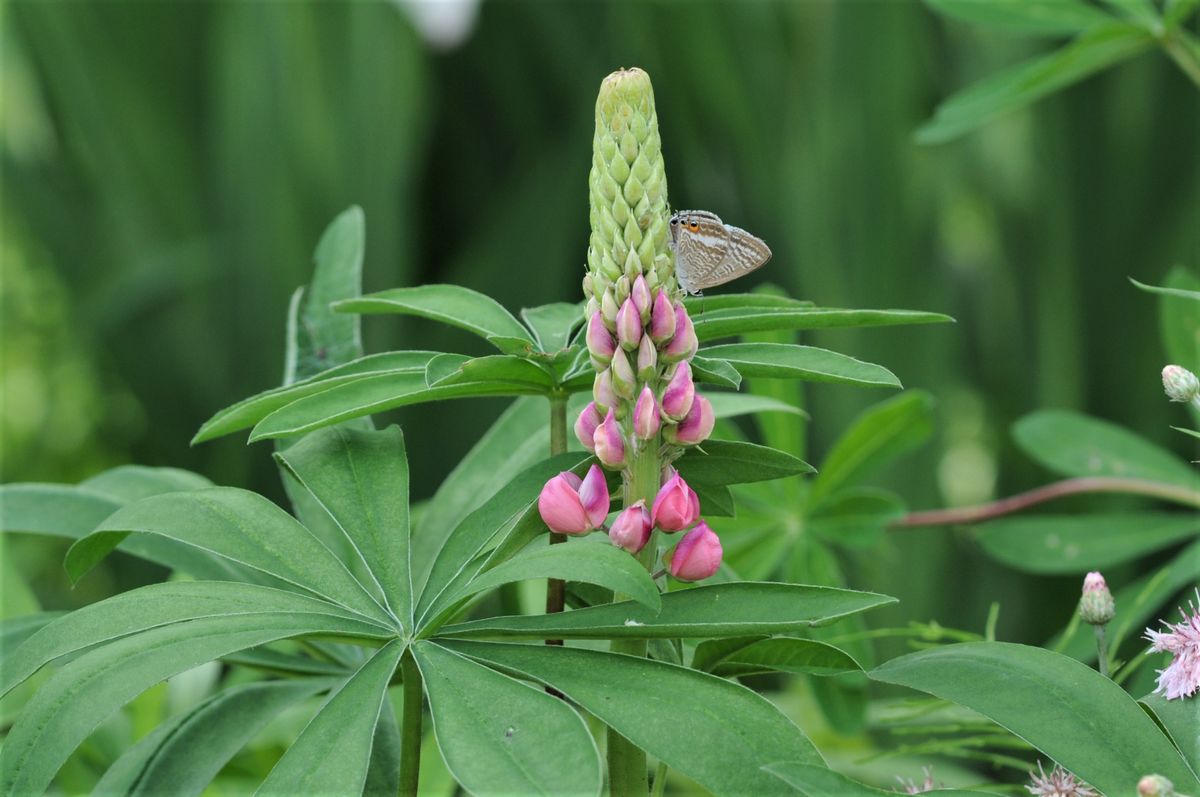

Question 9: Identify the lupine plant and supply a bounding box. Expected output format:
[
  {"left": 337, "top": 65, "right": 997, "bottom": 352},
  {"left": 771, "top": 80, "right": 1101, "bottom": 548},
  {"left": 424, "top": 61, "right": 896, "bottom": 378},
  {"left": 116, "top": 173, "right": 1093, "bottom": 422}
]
[{"left": 2, "top": 66, "right": 1198, "bottom": 797}]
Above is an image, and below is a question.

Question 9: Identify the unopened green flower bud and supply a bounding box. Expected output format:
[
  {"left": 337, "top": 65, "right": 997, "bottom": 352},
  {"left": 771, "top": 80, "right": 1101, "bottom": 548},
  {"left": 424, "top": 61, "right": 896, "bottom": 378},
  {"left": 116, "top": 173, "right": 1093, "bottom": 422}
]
[
  {"left": 588, "top": 68, "right": 675, "bottom": 296},
  {"left": 1078, "top": 571, "right": 1115, "bottom": 626},
  {"left": 1138, "top": 775, "right": 1178, "bottom": 797},
  {"left": 1162, "top": 365, "right": 1200, "bottom": 403},
  {"left": 615, "top": 275, "right": 631, "bottom": 306},
  {"left": 601, "top": 289, "right": 620, "bottom": 330}
]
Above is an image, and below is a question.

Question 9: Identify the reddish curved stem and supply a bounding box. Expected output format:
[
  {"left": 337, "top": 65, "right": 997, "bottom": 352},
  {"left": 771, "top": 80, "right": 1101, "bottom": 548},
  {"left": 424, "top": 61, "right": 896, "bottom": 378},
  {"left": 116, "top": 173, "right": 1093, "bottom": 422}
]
[{"left": 894, "top": 477, "right": 1200, "bottom": 529}]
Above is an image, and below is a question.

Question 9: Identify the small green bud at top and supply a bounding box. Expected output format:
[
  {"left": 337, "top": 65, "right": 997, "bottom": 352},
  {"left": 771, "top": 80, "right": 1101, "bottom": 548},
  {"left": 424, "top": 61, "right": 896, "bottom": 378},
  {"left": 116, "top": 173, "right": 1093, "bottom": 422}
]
[
  {"left": 1078, "top": 571, "right": 1115, "bottom": 625},
  {"left": 1162, "top": 365, "right": 1200, "bottom": 403}
]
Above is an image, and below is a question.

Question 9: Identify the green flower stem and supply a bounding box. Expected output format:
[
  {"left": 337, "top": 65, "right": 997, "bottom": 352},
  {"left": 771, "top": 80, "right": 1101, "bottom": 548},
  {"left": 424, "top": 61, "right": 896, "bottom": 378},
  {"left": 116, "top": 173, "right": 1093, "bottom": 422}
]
[
  {"left": 398, "top": 649, "right": 423, "bottom": 797},
  {"left": 546, "top": 397, "right": 569, "bottom": 647},
  {"left": 650, "top": 761, "right": 669, "bottom": 797},
  {"left": 894, "top": 476, "right": 1200, "bottom": 528},
  {"left": 607, "top": 441, "right": 660, "bottom": 796},
  {"left": 1094, "top": 624, "right": 1110, "bottom": 678}
]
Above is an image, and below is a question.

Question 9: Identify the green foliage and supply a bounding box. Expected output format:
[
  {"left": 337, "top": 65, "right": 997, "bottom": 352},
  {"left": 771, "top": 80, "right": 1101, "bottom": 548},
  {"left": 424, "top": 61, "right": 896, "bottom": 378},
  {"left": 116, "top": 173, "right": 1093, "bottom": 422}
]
[{"left": 869, "top": 642, "right": 1200, "bottom": 796}]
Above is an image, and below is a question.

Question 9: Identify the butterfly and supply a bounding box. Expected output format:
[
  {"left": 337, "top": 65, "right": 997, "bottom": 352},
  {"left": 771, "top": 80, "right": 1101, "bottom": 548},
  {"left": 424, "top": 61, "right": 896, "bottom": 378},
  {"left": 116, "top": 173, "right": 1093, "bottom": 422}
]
[{"left": 668, "top": 210, "right": 772, "bottom": 295}]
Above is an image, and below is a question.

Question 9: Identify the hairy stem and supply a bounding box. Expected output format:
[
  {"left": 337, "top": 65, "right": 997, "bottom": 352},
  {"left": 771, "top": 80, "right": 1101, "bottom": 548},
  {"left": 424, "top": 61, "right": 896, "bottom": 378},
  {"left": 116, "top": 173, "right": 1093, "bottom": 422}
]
[
  {"left": 1094, "top": 625, "right": 1110, "bottom": 679},
  {"left": 398, "top": 650, "right": 423, "bottom": 797},
  {"left": 894, "top": 477, "right": 1200, "bottom": 528},
  {"left": 546, "top": 397, "right": 569, "bottom": 648},
  {"left": 608, "top": 441, "right": 659, "bottom": 796}
]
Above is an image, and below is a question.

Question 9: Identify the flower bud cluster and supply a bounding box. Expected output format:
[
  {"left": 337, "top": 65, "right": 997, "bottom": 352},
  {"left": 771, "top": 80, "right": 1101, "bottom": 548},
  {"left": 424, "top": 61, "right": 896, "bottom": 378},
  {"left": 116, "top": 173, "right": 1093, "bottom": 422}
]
[{"left": 537, "top": 68, "right": 723, "bottom": 583}]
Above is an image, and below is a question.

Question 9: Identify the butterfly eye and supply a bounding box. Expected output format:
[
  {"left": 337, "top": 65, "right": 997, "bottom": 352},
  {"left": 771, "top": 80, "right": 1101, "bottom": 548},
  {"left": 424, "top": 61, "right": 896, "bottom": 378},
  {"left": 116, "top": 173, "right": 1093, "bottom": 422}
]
[{"left": 687, "top": 222, "right": 700, "bottom": 232}]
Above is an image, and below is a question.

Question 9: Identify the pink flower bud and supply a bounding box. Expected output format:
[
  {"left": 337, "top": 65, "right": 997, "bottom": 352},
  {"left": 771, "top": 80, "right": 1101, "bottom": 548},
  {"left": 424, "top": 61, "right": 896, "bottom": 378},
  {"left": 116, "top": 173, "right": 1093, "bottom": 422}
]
[
  {"left": 649, "top": 291, "right": 676, "bottom": 344},
  {"left": 616, "top": 298, "right": 643, "bottom": 350},
  {"left": 651, "top": 471, "right": 701, "bottom": 532},
  {"left": 633, "top": 385, "right": 661, "bottom": 440},
  {"left": 1079, "top": 570, "right": 1115, "bottom": 625},
  {"left": 662, "top": 303, "right": 697, "bottom": 362},
  {"left": 574, "top": 402, "right": 601, "bottom": 451},
  {"left": 593, "top": 369, "right": 617, "bottom": 414},
  {"left": 665, "top": 394, "right": 714, "bottom": 446},
  {"left": 586, "top": 311, "right": 616, "bottom": 366},
  {"left": 1083, "top": 571, "right": 1107, "bottom": 593},
  {"left": 665, "top": 522, "right": 722, "bottom": 581},
  {"left": 538, "top": 465, "right": 610, "bottom": 534},
  {"left": 636, "top": 334, "right": 657, "bottom": 381},
  {"left": 593, "top": 409, "right": 627, "bottom": 469},
  {"left": 610, "top": 352, "right": 636, "bottom": 400},
  {"left": 631, "top": 275, "right": 652, "bottom": 323},
  {"left": 609, "top": 500, "right": 653, "bottom": 554},
  {"left": 660, "top": 361, "right": 695, "bottom": 421}
]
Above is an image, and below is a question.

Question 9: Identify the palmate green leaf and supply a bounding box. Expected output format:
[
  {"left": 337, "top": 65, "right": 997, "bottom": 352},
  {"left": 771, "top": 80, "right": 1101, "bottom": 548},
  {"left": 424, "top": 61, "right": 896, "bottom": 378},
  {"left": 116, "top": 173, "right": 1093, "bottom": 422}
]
[
  {"left": 66, "top": 488, "right": 393, "bottom": 624},
  {"left": 809, "top": 489, "right": 906, "bottom": 549},
  {"left": 442, "top": 640, "right": 821, "bottom": 797},
  {"left": 707, "top": 392, "right": 808, "bottom": 420},
  {"left": 0, "top": 612, "right": 63, "bottom": 657},
  {"left": 438, "top": 582, "right": 895, "bottom": 639},
  {"left": 80, "top": 464, "right": 214, "bottom": 500},
  {"left": 691, "top": 354, "right": 744, "bottom": 389},
  {"left": 764, "top": 762, "right": 998, "bottom": 797},
  {"left": 413, "top": 397, "right": 549, "bottom": 591},
  {"left": 1050, "top": 539, "right": 1200, "bottom": 661},
  {"left": 1166, "top": 0, "right": 1200, "bottom": 27},
  {"left": 257, "top": 640, "right": 405, "bottom": 796},
  {"left": 693, "top": 307, "right": 953, "bottom": 342},
  {"left": 451, "top": 539, "right": 660, "bottom": 611},
  {"left": 915, "top": 23, "right": 1153, "bottom": 144},
  {"left": 676, "top": 440, "right": 814, "bottom": 486},
  {"left": 1099, "top": 0, "right": 1160, "bottom": 28},
  {"left": 869, "top": 642, "right": 1200, "bottom": 795},
  {"left": 925, "top": 0, "right": 1115, "bottom": 36},
  {"left": 520, "top": 302, "right": 584, "bottom": 353},
  {"left": 192, "top": 352, "right": 440, "bottom": 444},
  {"left": 286, "top": 205, "right": 366, "bottom": 384},
  {"left": 0, "top": 614, "right": 395, "bottom": 797},
  {"left": 247, "top": 371, "right": 544, "bottom": 442},
  {"left": 94, "top": 679, "right": 329, "bottom": 797},
  {"left": 0, "top": 478, "right": 248, "bottom": 582},
  {"left": 685, "top": 293, "right": 814, "bottom": 313},
  {"left": 808, "top": 390, "right": 934, "bottom": 508},
  {"left": 1140, "top": 691, "right": 1200, "bottom": 773},
  {"left": 415, "top": 451, "right": 591, "bottom": 629},
  {"left": 1, "top": 581, "right": 393, "bottom": 698},
  {"left": 334, "top": 284, "right": 533, "bottom": 346},
  {"left": 692, "top": 636, "right": 861, "bottom": 678},
  {"left": 703, "top": 343, "right": 902, "bottom": 388},
  {"left": 224, "top": 646, "right": 353, "bottom": 678},
  {"left": 414, "top": 642, "right": 601, "bottom": 797},
  {"left": 693, "top": 482, "right": 736, "bottom": 517},
  {"left": 1013, "top": 409, "right": 1199, "bottom": 491},
  {"left": 275, "top": 426, "right": 414, "bottom": 630},
  {"left": 427, "top": 354, "right": 556, "bottom": 391},
  {"left": 364, "top": 691, "right": 403, "bottom": 797},
  {"left": 976, "top": 512, "right": 1200, "bottom": 574}
]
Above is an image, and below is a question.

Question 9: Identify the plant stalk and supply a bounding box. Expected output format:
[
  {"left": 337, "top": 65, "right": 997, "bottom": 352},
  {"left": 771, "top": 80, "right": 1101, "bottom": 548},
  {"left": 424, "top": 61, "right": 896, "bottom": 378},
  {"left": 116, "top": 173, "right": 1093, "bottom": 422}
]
[
  {"left": 607, "top": 440, "right": 659, "bottom": 796},
  {"left": 398, "top": 649, "right": 423, "bottom": 797},
  {"left": 1094, "top": 624, "right": 1110, "bottom": 678},
  {"left": 893, "top": 476, "right": 1200, "bottom": 528},
  {"left": 650, "top": 761, "right": 669, "bottom": 797},
  {"left": 546, "top": 396, "right": 568, "bottom": 647}
]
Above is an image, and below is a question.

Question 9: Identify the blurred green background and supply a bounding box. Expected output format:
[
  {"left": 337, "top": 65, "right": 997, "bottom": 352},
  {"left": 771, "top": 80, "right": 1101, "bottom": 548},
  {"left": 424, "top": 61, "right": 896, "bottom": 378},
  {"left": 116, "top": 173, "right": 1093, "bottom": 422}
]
[{"left": 3, "top": 1, "right": 1198, "bottom": 631}]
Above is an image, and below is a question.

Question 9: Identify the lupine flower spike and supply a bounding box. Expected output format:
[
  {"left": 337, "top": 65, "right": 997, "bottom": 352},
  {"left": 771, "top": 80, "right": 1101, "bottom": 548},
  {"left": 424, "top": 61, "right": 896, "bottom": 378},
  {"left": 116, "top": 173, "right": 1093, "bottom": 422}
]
[
  {"left": 537, "top": 465, "right": 609, "bottom": 535},
  {"left": 1025, "top": 762, "right": 1097, "bottom": 797},
  {"left": 1144, "top": 589, "right": 1200, "bottom": 700}
]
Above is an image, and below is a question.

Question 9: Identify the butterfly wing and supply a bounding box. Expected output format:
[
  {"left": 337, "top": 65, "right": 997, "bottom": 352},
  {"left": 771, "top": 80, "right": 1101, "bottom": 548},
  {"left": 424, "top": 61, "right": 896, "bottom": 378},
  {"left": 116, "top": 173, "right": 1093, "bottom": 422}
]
[
  {"left": 690, "top": 224, "right": 772, "bottom": 290},
  {"left": 676, "top": 215, "right": 730, "bottom": 295}
]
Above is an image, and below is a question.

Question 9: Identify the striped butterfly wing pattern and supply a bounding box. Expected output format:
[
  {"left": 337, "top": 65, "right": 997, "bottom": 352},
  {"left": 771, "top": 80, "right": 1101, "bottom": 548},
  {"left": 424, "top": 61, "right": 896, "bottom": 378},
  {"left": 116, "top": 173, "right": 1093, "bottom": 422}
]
[{"left": 670, "top": 210, "right": 772, "bottom": 295}]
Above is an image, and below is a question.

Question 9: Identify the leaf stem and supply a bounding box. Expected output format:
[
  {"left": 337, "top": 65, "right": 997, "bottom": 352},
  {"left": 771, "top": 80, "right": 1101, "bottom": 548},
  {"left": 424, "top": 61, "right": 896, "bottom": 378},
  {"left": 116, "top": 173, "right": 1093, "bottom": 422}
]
[
  {"left": 398, "top": 649, "right": 423, "bottom": 797},
  {"left": 1163, "top": 30, "right": 1200, "bottom": 88},
  {"left": 893, "top": 476, "right": 1200, "bottom": 528},
  {"left": 546, "top": 397, "right": 568, "bottom": 648}
]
